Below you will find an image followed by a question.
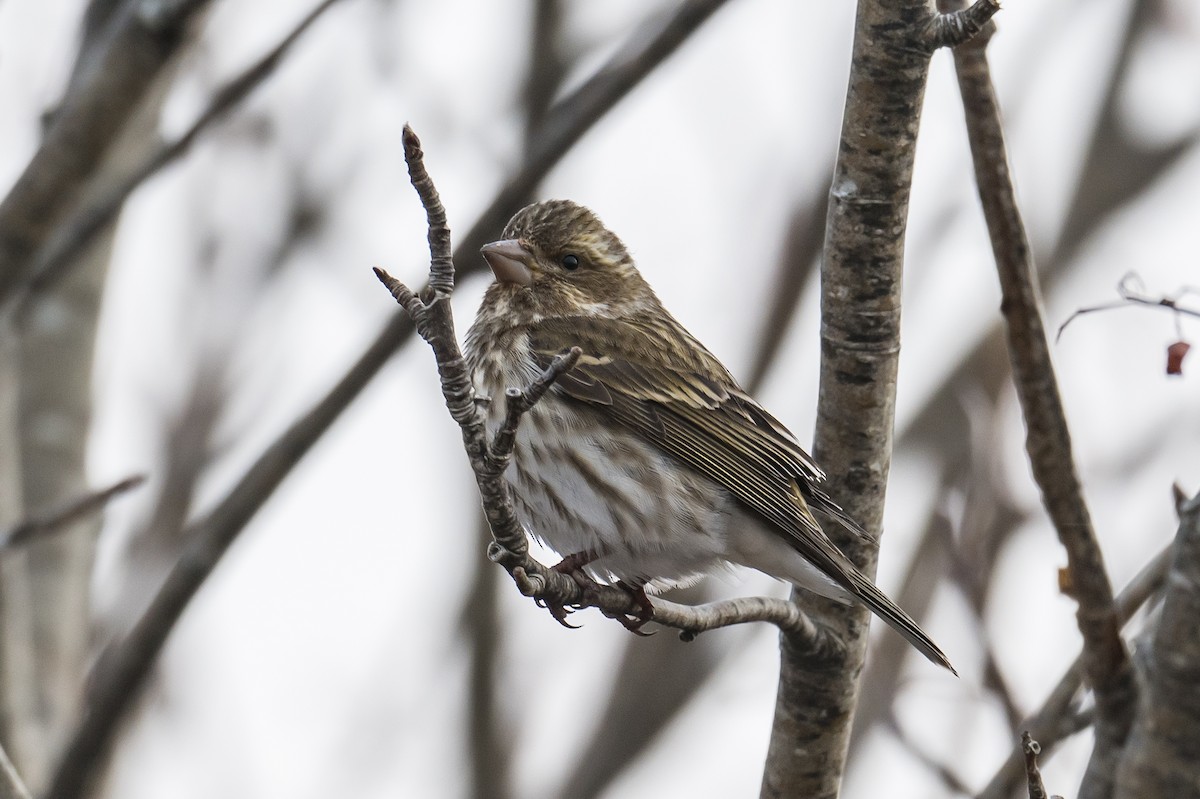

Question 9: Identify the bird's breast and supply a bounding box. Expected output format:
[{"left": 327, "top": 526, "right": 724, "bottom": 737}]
[{"left": 465, "top": 325, "right": 541, "bottom": 433}]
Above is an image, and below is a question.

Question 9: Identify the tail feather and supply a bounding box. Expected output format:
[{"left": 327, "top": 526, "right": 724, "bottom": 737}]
[
  {"left": 768, "top": 485, "right": 955, "bottom": 673},
  {"left": 847, "top": 570, "right": 956, "bottom": 674},
  {"left": 802, "top": 482, "right": 875, "bottom": 541}
]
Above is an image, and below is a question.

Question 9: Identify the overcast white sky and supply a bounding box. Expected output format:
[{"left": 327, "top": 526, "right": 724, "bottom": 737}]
[{"left": 3, "top": 0, "right": 1199, "bottom": 796}]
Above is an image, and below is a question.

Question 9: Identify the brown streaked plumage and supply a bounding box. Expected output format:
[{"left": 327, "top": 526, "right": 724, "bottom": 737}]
[{"left": 465, "top": 199, "right": 954, "bottom": 672}]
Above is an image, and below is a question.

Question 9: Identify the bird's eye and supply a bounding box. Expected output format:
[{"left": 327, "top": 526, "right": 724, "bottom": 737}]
[{"left": 561, "top": 254, "right": 580, "bottom": 271}]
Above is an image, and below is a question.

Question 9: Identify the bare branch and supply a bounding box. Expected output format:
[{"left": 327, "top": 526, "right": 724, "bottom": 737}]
[
  {"left": 945, "top": 5, "right": 1135, "bottom": 794},
  {"left": 1021, "top": 732, "right": 1053, "bottom": 799},
  {"left": 0, "top": 476, "right": 144, "bottom": 551},
  {"left": 925, "top": 0, "right": 1001, "bottom": 50},
  {"left": 522, "top": 0, "right": 565, "bottom": 147},
  {"left": 460, "top": 515, "right": 511, "bottom": 799},
  {"left": 489, "top": 348, "right": 582, "bottom": 471},
  {"left": 744, "top": 195, "right": 826, "bottom": 392},
  {"left": 18, "top": 0, "right": 348, "bottom": 305},
  {"left": 524, "top": 0, "right": 731, "bottom": 180},
  {"left": 0, "top": 0, "right": 213, "bottom": 308}
]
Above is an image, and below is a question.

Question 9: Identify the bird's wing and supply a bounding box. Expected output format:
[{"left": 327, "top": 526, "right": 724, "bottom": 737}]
[
  {"left": 528, "top": 317, "right": 955, "bottom": 672},
  {"left": 528, "top": 318, "right": 866, "bottom": 579}
]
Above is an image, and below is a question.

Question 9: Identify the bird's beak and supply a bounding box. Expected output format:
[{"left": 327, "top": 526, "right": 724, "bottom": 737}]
[{"left": 480, "top": 239, "right": 534, "bottom": 286}]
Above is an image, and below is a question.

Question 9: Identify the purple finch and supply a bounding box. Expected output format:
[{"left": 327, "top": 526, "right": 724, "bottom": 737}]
[{"left": 465, "top": 200, "right": 952, "bottom": 671}]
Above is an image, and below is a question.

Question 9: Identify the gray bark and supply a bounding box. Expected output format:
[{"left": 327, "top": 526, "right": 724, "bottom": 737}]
[
  {"left": 759, "top": 1, "right": 998, "bottom": 795},
  {"left": 1114, "top": 492, "right": 1200, "bottom": 798}
]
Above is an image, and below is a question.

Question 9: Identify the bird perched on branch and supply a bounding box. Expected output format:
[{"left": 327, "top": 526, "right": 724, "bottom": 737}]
[{"left": 465, "top": 199, "right": 953, "bottom": 672}]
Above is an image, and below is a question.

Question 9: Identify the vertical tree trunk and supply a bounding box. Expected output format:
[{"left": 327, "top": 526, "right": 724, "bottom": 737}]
[
  {"left": 0, "top": 3, "right": 200, "bottom": 786},
  {"left": 760, "top": 0, "right": 951, "bottom": 794},
  {"left": 0, "top": 233, "right": 111, "bottom": 790}
]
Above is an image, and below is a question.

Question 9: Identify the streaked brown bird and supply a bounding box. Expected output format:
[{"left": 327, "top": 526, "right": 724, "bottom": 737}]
[{"left": 465, "top": 199, "right": 953, "bottom": 672}]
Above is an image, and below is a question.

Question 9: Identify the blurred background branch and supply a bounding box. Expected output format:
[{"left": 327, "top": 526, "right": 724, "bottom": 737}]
[
  {"left": 0, "top": 477, "right": 143, "bottom": 552},
  {"left": 945, "top": 6, "right": 1134, "bottom": 795},
  {"left": 1113, "top": 489, "right": 1200, "bottom": 797}
]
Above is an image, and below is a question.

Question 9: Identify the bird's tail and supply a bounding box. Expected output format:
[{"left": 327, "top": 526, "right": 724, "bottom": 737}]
[
  {"left": 846, "top": 569, "right": 956, "bottom": 674},
  {"left": 780, "top": 481, "right": 955, "bottom": 672}
]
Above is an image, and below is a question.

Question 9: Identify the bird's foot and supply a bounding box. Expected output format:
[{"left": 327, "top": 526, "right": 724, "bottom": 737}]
[
  {"left": 550, "top": 549, "right": 599, "bottom": 575},
  {"left": 604, "top": 581, "right": 655, "bottom": 636},
  {"left": 540, "top": 553, "right": 653, "bottom": 634},
  {"left": 537, "top": 553, "right": 599, "bottom": 629}
]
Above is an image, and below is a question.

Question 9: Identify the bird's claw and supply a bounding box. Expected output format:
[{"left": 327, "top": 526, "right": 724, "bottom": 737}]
[
  {"left": 550, "top": 606, "right": 583, "bottom": 629},
  {"left": 536, "top": 550, "right": 600, "bottom": 629},
  {"left": 536, "top": 595, "right": 583, "bottom": 629},
  {"left": 608, "top": 581, "right": 655, "bottom": 636},
  {"left": 537, "top": 557, "right": 655, "bottom": 635},
  {"left": 604, "top": 609, "right": 654, "bottom": 636}
]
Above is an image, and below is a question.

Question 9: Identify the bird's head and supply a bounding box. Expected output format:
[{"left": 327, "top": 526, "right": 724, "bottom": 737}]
[{"left": 479, "top": 200, "right": 657, "bottom": 323}]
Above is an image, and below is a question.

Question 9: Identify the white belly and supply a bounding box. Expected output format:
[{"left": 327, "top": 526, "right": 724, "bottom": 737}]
[{"left": 504, "top": 399, "right": 734, "bottom": 589}]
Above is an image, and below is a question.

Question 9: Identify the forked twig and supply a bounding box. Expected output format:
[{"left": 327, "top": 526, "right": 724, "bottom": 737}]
[{"left": 488, "top": 348, "right": 582, "bottom": 475}]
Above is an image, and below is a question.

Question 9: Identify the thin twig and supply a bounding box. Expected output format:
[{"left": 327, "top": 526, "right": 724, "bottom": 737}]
[
  {"left": 925, "top": 0, "right": 1002, "bottom": 50},
  {"left": 0, "top": 476, "right": 145, "bottom": 551},
  {"left": 1022, "top": 732, "right": 1050, "bottom": 799},
  {"left": 488, "top": 348, "right": 582, "bottom": 472},
  {"left": 401, "top": 129, "right": 453, "bottom": 300},
  {"left": 945, "top": 4, "right": 1135, "bottom": 794},
  {"left": 1056, "top": 272, "right": 1200, "bottom": 341}
]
